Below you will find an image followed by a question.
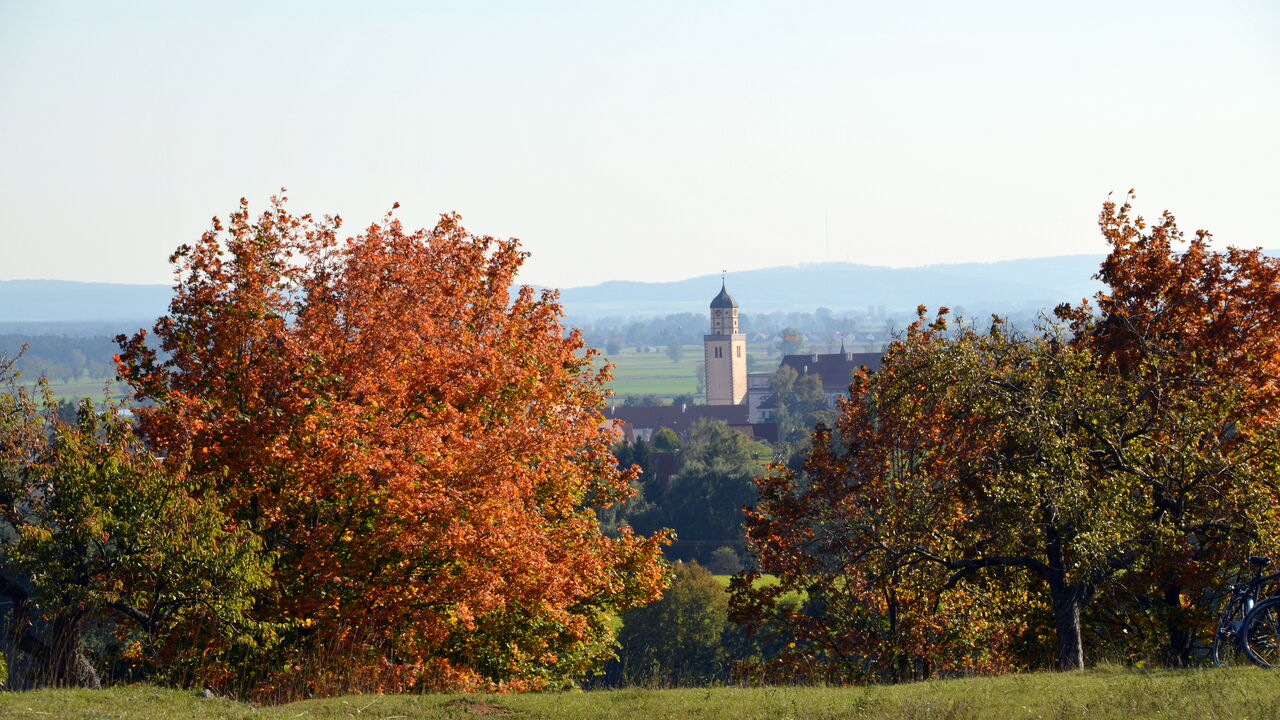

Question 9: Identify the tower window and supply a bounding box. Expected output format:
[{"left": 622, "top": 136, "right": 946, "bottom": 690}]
[{"left": 736, "top": 346, "right": 741, "bottom": 357}]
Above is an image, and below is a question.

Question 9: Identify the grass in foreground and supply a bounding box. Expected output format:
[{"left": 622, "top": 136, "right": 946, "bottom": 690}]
[{"left": 5, "top": 666, "right": 1280, "bottom": 720}]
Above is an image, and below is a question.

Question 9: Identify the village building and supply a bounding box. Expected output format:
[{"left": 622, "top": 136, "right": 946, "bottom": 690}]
[
  {"left": 747, "top": 345, "right": 883, "bottom": 423},
  {"left": 605, "top": 283, "right": 772, "bottom": 444},
  {"left": 605, "top": 282, "right": 876, "bottom": 443}
]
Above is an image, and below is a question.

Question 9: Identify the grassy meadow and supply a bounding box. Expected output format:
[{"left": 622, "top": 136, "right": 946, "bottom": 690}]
[
  {"left": 600, "top": 346, "right": 702, "bottom": 398},
  {"left": 7, "top": 666, "right": 1279, "bottom": 719},
  {"left": 15, "top": 377, "right": 125, "bottom": 403},
  {"left": 20, "top": 343, "right": 784, "bottom": 405},
  {"left": 600, "top": 345, "right": 779, "bottom": 400}
]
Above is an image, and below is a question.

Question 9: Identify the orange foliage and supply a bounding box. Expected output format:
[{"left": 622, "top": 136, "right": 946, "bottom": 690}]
[
  {"left": 116, "top": 194, "right": 667, "bottom": 698},
  {"left": 1064, "top": 190, "right": 1280, "bottom": 420}
]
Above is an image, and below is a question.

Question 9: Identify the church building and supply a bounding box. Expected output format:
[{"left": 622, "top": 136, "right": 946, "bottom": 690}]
[
  {"left": 701, "top": 280, "right": 883, "bottom": 422},
  {"left": 601, "top": 281, "right": 778, "bottom": 445},
  {"left": 703, "top": 282, "right": 747, "bottom": 406},
  {"left": 603, "top": 281, "right": 877, "bottom": 447}
]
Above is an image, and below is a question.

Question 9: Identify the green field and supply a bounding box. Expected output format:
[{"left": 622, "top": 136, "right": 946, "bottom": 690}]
[
  {"left": 600, "top": 346, "right": 702, "bottom": 398},
  {"left": 21, "top": 346, "right": 754, "bottom": 405},
  {"left": 600, "top": 346, "right": 777, "bottom": 400},
  {"left": 6, "top": 666, "right": 1278, "bottom": 719},
  {"left": 15, "top": 378, "right": 125, "bottom": 403}
]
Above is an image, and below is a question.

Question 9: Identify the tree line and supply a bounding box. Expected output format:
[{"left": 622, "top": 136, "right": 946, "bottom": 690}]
[
  {"left": 575, "top": 310, "right": 897, "bottom": 354},
  {"left": 574, "top": 304, "right": 1052, "bottom": 357},
  {"left": 601, "top": 422, "right": 767, "bottom": 572},
  {"left": 0, "top": 334, "right": 121, "bottom": 383}
]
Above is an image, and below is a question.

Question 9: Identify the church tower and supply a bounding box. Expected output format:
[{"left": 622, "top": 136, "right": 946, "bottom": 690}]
[{"left": 704, "top": 281, "right": 747, "bottom": 405}]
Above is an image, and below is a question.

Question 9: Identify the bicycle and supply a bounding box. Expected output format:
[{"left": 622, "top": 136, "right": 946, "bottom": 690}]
[
  {"left": 1212, "top": 555, "right": 1278, "bottom": 667},
  {"left": 1240, "top": 568, "right": 1280, "bottom": 667}
]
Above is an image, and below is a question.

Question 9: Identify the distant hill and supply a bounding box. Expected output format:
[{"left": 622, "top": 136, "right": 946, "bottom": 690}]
[
  {"left": 5, "top": 252, "right": 1259, "bottom": 327},
  {"left": 552, "top": 256, "right": 1111, "bottom": 318}
]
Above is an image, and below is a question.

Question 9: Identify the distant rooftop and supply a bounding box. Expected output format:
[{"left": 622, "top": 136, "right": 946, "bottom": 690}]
[{"left": 778, "top": 351, "right": 883, "bottom": 392}]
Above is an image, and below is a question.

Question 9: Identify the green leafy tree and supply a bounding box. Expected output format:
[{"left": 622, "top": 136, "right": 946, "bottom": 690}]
[
  {"left": 598, "top": 439, "right": 655, "bottom": 537},
  {"left": 777, "top": 328, "right": 803, "bottom": 356},
  {"left": 670, "top": 393, "right": 698, "bottom": 408},
  {"left": 610, "top": 561, "right": 731, "bottom": 687},
  {"left": 652, "top": 428, "right": 681, "bottom": 453},
  {"left": 0, "top": 360, "right": 270, "bottom": 689},
  {"left": 641, "top": 420, "right": 765, "bottom": 564},
  {"left": 622, "top": 394, "right": 667, "bottom": 407},
  {"left": 665, "top": 341, "right": 684, "bottom": 363},
  {"left": 738, "top": 315, "right": 1140, "bottom": 676},
  {"left": 706, "top": 546, "right": 744, "bottom": 575},
  {"left": 740, "top": 305, "right": 1280, "bottom": 677},
  {"left": 769, "top": 364, "right": 835, "bottom": 444}
]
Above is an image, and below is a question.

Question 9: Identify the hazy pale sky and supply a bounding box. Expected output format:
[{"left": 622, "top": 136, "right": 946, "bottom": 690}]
[{"left": 2, "top": 0, "right": 1277, "bottom": 289}]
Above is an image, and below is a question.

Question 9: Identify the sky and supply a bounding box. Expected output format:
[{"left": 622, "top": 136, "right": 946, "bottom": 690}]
[{"left": 1, "top": 0, "right": 1277, "bottom": 290}]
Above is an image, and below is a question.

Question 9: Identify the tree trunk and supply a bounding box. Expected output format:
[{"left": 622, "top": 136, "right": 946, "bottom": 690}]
[
  {"left": 17, "top": 613, "right": 101, "bottom": 689},
  {"left": 1049, "top": 582, "right": 1085, "bottom": 670},
  {"left": 1, "top": 579, "right": 100, "bottom": 689},
  {"left": 1044, "top": 520, "right": 1086, "bottom": 671},
  {"left": 1162, "top": 584, "right": 1192, "bottom": 667}
]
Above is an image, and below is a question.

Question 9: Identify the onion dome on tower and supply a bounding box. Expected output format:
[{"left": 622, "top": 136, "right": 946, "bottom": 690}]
[{"left": 710, "top": 282, "right": 738, "bottom": 309}]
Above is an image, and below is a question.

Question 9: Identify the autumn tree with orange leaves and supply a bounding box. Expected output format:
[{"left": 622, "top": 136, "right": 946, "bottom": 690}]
[
  {"left": 1062, "top": 193, "right": 1280, "bottom": 664},
  {"left": 116, "top": 194, "right": 667, "bottom": 698},
  {"left": 733, "top": 195, "right": 1280, "bottom": 677}
]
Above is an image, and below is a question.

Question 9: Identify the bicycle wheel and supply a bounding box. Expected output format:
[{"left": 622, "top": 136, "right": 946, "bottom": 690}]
[
  {"left": 1241, "top": 596, "right": 1280, "bottom": 668},
  {"left": 1213, "top": 592, "right": 1251, "bottom": 667}
]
